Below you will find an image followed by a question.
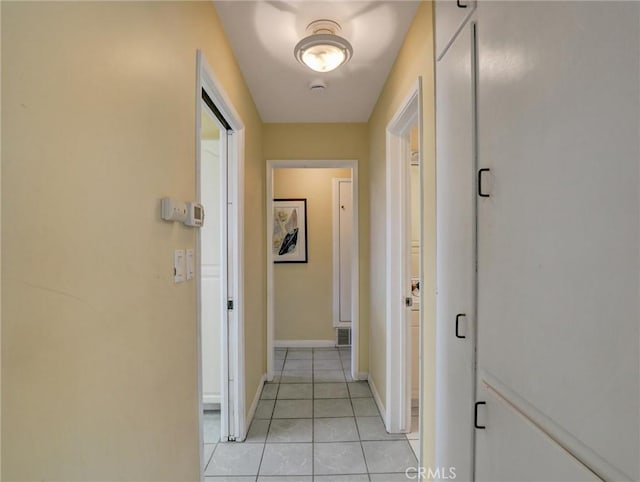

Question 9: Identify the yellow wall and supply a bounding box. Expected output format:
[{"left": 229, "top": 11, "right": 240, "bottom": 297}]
[
  {"left": 366, "top": 0, "right": 436, "bottom": 466},
  {"left": 264, "top": 123, "right": 369, "bottom": 372},
  {"left": 274, "top": 168, "right": 351, "bottom": 341},
  {"left": 1, "top": 2, "right": 263, "bottom": 480}
]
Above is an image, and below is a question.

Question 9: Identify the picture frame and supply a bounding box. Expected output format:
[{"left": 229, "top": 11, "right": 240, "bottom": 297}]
[{"left": 273, "top": 198, "right": 308, "bottom": 263}]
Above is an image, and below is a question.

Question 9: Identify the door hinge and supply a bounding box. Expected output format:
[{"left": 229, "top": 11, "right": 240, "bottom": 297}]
[
  {"left": 227, "top": 299, "right": 234, "bottom": 310},
  {"left": 474, "top": 401, "right": 487, "bottom": 429}
]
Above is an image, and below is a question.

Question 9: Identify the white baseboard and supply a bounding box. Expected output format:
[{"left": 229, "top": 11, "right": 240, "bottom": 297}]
[
  {"left": 357, "top": 371, "right": 369, "bottom": 381},
  {"left": 274, "top": 339, "right": 336, "bottom": 348},
  {"left": 368, "top": 374, "right": 386, "bottom": 424},
  {"left": 242, "top": 373, "right": 266, "bottom": 441}
]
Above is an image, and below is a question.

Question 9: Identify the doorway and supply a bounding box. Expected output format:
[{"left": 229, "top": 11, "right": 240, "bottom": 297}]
[
  {"left": 265, "top": 160, "right": 360, "bottom": 381},
  {"left": 196, "top": 51, "right": 246, "bottom": 477},
  {"left": 385, "top": 79, "right": 423, "bottom": 463}
]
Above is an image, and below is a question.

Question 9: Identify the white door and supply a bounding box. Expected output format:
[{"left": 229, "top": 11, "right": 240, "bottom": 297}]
[
  {"left": 200, "top": 135, "right": 222, "bottom": 407},
  {"left": 199, "top": 95, "right": 237, "bottom": 440},
  {"left": 475, "top": 3, "right": 639, "bottom": 481},
  {"left": 333, "top": 178, "right": 352, "bottom": 326},
  {"left": 434, "top": 20, "right": 476, "bottom": 482}
]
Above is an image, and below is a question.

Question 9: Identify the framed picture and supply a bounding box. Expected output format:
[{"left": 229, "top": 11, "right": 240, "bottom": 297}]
[{"left": 273, "top": 198, "right": 308, "bottom": 263}]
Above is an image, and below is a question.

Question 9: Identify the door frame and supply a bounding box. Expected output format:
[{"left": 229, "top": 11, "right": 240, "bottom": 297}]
[
  {"left": 385, "top": 79, "right": 423, "bottom": 442},
  {"left": 266, "top": 159, "right": 360, "bottom": 380},
  {"left": 195, "top": 50, "right": 246, "bottom": 473}
]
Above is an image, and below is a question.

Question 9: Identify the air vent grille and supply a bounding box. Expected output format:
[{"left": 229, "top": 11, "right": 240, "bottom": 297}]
[{"left": 336, "top": 328, "right": 351, "bottom": 347}]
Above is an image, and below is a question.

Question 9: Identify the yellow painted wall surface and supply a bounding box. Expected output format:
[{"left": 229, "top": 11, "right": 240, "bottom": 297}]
[
  {"left": 273, "top": 168, "right": 351, "bottom": 341},
  {"left": 366, "top": 0, "right": 436, "bottom": 466},
  {"left": 1, "top": 2, "right": 263, "bottom": 479},
  {"left": 264, "top": 123, "right": 369, "bottom": 371}
]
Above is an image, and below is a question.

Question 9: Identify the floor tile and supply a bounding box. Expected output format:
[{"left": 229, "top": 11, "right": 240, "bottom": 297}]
[
  {"left": 314, "top": 476, "right": 369, "bottom": 482},
  {"left": 280, "top": 370, "right": 313, "bottom": 383},
  {"left": 314, "top": 417, "right": 359, "bottom": 442},
  {"left": 313, "top": 350, "right": 340, "bottom": 360},
  {"left": 255, "top": 399, "right": 276, "bottom": 419},
  {"left": 314, "top": 359, "right": 343, "bottom": 370},
  {"left": 203, "top": 443, "right": 216, "bottom": 470},
  {"left": 409, "top": 438, "right": 420, "bottom": 458},
  {"left": 284, "top": 358, "right": 312, "bottom": 370},
  {"left": 245, "top": 419, "right": 270, "bottom": 443},
  {"left": 313, "top": 382, "right": 348, "bottom": 399},
  {"left": 356, "top": 416, "right": 406, "bottom": 441},
  {"left": 205, "top": 477, "right": 256, "bottom": 482},
  {"left": 362, "top": 440, "right": 418, "bottom": 473},
  {"left": 267, "top": 418, "right": 312, "bottom": 442},
  {"left": 261, "top": 383, "right": 279, "bottom": 400},
  {"left": 205, "top": 443, "right": 264, "bottom": 476},
  {"left": 203, "top": 411, "right": 221, "bottom": 443},
  {"left": 286, "top": 350, "right": 313, "bottom": 360},
  {"left": 273, "top": 399, "right": 313, "bottom": 418},
  {"left": 277, "top": 383, "right": 312, "bottom": 399},
  {"left": 313, "top": 442, "right": 367, "bottom": 475},
  {"left": 369, "top": 474, "right": 415, "bottom": 481},
  {"left": 259, "top": 443, "right": 313, "bottom": 476},
  {"left": 314, "top": 398, "right": 353, "bottom": 418},
  {"left": 257, "top": 477, "right": 312, "bottom": 482},
  {"left": 347, "top": 382, "right": 372, "bottom": 398},
  {"left": 313, "top": 370, "right": 345, "bottom": 382},
  {"left": 351, "top": 398, "right": 379, "bottom": 416}
]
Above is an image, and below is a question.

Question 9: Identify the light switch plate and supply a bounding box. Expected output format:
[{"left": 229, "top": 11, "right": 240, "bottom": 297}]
[
  {"left": 186, "top": 249, "right": 194, "bottom": 281},
  {"left": 174, "top": 249, "right": 185, "bottom": 283}
]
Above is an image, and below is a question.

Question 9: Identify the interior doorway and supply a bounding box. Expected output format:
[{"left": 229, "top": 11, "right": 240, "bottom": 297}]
[
  {"left": 265, "top": 160, "right": 360, "bottom": 381},
  {"left": 385, "top": 79, "right": 423, "bottom": 463},
  {"left": 196, "top": 51, "right": 246, "bottom": 477}
]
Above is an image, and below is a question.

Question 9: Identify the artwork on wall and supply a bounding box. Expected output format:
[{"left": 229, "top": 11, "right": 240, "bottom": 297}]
[{"left": 273, "top": 198, "right": 308, "bottom": 263}]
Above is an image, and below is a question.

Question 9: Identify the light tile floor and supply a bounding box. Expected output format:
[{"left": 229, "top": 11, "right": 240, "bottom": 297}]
[{"left": 203, "top": 347, "right": 419, "bottom": 481}]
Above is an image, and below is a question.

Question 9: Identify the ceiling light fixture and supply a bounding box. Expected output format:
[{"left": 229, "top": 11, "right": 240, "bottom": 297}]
[{"left": 294, "top": 19, "right": 353, "bottom": 73}]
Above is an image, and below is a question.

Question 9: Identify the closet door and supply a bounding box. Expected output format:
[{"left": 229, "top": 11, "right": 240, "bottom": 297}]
[
  {"left": 434, "top": 21, "right": 476, "bottom": 482},
  {"left": 475, "top": 2, "right": 639, "bottom": 480}
]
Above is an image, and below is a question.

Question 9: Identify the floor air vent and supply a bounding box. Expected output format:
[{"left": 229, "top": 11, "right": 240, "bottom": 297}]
[{"left": 336, "top": 328, "right": 351, "bottom": 347}]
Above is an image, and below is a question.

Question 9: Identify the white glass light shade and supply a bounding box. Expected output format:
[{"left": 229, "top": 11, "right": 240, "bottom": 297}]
[{"left": 294, "top": 33, "right": 353, "bottom": 73}]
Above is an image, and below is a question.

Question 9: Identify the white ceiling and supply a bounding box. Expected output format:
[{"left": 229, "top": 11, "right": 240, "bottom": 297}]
[{"left": 214, "top": 1, "right": 420, "bottom": 123}]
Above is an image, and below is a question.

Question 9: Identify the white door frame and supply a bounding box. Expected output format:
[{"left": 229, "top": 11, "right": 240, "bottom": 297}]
[
  {"left": 196, "top": 50, "right": 246, "bottom": 474},
  {"left": 385, "top": 79, "right": 423, "bottom": 440},
  {"left": 266, "top": 160, "right": 360, "bottom": 380}
]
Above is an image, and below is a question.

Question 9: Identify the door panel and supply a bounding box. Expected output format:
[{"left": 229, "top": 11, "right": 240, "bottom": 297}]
[
  {"left": 434, "top": 22, "right": 476, "bottom": 481},
  {"left": 476, "top": 2, "right": 639, "bottom": 479},
  {"left": 475, "top": 383, "right": 600, "bottom": 482},
  {"left": 200, "top": 134, "right": 222, "bottom": 406},
  {"left": 435, "top": 0, "right": 476, "bottom": 60},
  {"left": 338, "top": 180, "right": 352, "bottom": 322}
]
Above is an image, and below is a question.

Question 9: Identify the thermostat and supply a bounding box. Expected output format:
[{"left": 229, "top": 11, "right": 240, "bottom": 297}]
[
  {"left": 185, "top": 202, "right": 204, "bottom": 227},
  {"left": 161, "top": 198, "right": 204, "bottom": 228}
]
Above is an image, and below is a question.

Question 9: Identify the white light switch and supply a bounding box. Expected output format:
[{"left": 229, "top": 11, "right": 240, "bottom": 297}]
[
  {"left": 186, "top": 249, "right": 194, "bottom": 281},
  {"left": 174, "top": 249, "right": 185, "bottom": 283}
]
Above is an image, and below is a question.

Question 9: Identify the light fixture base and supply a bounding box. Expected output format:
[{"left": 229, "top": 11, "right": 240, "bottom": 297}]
[{"left": 294, "top": 19, "right": 353, "bottom": 73}]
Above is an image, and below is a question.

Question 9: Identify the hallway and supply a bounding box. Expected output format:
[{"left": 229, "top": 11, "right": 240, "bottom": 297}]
[{"left": 204, "top": 347, "right": 418, "bottom": 480}]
